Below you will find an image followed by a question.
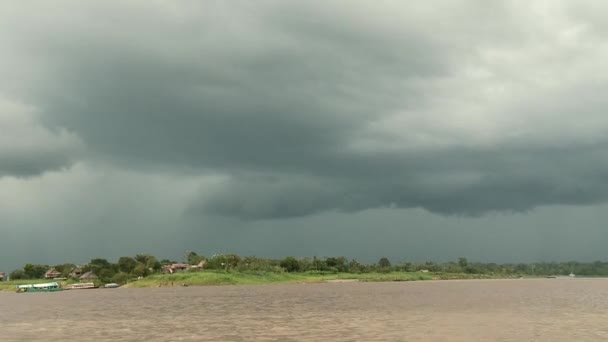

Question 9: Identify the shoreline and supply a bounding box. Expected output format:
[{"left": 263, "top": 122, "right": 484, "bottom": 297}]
[
  {"left": 2, "top": 275, "right": 606, "bottom": 293},
  {"left": 4, "top": 271, "right": 606, "bottom": 292},
  {"left": 0, "top": 271, "right": 539, "bottom": 292}
]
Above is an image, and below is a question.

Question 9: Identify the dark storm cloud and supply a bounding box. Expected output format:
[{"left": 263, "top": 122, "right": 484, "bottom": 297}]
[
  {"left": 3, "top": 1, "right": 608, "bottom": 218},
  {"left": 193, "top": 142, "right": 608, "bottom": 219},
  {"left": 24, "top": 2, "right": 453, "bottom": 172},
  {"left": 0, "top": 102, "right": 82, "bottom": 177},
  {"left": 0, "top": 149, "right": 75, "bottom": 177}
]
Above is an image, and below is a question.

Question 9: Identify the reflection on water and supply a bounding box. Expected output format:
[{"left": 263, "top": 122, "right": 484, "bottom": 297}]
[{"left": 2, "top": 279, "right": 608, "bottom": 341}]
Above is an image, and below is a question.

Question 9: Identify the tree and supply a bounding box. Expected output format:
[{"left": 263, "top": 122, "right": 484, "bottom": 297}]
[
  {"left": 133, "top": 254, "right": 161, "bottom": 272},
  {"left": 280, "top": 257, "right": 301, "bottom": 272},
  {"left": 238, "top": 256, "right": 277, "bottom": 272},
  {"left": 9, "top": 269, "right": 25, "bottom": 280},
  {"left": 112, "top": 272, "right": 130, "bottom": 285},
  {"left": 458, "top": 257, "right": 468, "bottom": 269},
  {"left": 132, "top": 263, "right": 149, "bottom": 277},
  {"left": 85, "top": 258, "right": 116, "bottom": 281},
  {"left": 89, "top": 258, "right": 112, "bottom": 269},
  {"left": 310, "top": 256, "right": 328, "bottom": 272},
  {"left": 98, "top": 268, "right": 116, "bottom": 283},
  {"left": 206, "top": 254, "right": 241, "bottom": 270},
  {"left": 378, "top": 257, "right": 391, "bottom": 269},
  {"left": 23, "top": 264, "right": 48, "bottom": 279},
  {"left": 134, "top": 254, "right": 151, "bottom": 264},
  {"left": 325, "top": 256, "right": 348, "bottom": 272},
  {"left": 186, "top": 251, "right": 205, "bottom": 265},
  {"left": 146, "top": 256, "right": 161, "bottom": 272},
  {"left": 117, "top": 257, "right": 137, "bottom": 273},
  {"left": 348, "top": 259, "right": 364, "bottom": 273}
]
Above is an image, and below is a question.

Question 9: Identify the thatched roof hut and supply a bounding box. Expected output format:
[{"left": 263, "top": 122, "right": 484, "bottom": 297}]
[
  {"left": 69, "top": 266, "right": 83, "bottom": 278},
  {"left": 189, "top": 260, "right": 207, "bottom": 270},
  {"left": 161, "top": 263, "right": 189, "bottom": 274},
  {"left": 79, "top": 271, "right": 98, "bottom": 282},
  {"left": 44, "top": 268, "right": 62, "bottom": 279}
]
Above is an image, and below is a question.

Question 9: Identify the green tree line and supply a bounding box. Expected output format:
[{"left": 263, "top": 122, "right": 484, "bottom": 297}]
[{"left": 9, "top": 253, "right": 608, "bottom": 285}]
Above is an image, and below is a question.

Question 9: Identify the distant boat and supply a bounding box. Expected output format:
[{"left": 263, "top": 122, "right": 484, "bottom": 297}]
[
  {"left": 104, "top": 283, "right": 120, "bottom": 288},
  {"left": 16, "top": 282, "right": 63, "bottom": 293},
  {"left": 569, "top": 273, "right": 575, "bottom": 277},
  {"left": 66, "top": 282, "right": 96, "bottom": 290}
]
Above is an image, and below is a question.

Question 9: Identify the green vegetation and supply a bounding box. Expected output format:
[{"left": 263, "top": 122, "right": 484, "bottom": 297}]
[
  {"left": 124, "top": 271, "right": 434, "bottom": 288},
  {"left": 4, "top": 252, "right": 608, "bottom": 291}
]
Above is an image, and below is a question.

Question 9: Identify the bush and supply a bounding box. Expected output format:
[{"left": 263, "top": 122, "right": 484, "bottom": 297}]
[
  {"left": 9, "top": 269, "right": 25, "bottom": 280},
  {"left": 111, "top": 272, "right": 131, "bottom": 284},
  {"left": 206, "top": 254, "right": 241, "bottom": 270},
  {"left": 378, "top": 257, "right": 391, "bottom": 269},
  {"left": 280, "top": 257, "right": 301, "bottom": 272}
]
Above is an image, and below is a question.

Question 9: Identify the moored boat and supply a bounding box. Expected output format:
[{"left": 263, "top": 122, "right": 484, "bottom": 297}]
[
  {"left": 66, "top": 282, "right": 97, "bottom": 290},
  {"left": 16, "top": 282, "right": 63, "bottom": 293},
  {"left": 104, "top": 283, "right": 120, "bottom": 288}
]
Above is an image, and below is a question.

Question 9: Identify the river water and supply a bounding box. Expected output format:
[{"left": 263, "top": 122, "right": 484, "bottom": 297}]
[{"left": 2, "top": 278, "right": 608, "bottom": 341}]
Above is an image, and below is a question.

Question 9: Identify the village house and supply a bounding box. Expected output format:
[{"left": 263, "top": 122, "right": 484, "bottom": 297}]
[
  {"left": 0, "top": 272, "right": 5, "bottom": 281},
  {"left": 79, "top": 271, "right": 98, "bottom": 282},
  {"left": 162, "top": 260, "right": 207, "bottom": 274},
  {"left": 44, "top": 268, "right": 62, "bottom": 279},
  {"left": 162, "top": 263, "right": 189, "bottom": 274},
  {"left": 69, "top": 266, "right": 83, "bottom": 278},
  {"left": 190, "top": 260, "right": 207, "bottom": 270}
]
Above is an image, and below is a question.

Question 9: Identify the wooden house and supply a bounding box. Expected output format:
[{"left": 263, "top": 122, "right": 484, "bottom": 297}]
[
  {"left": 69, "top": 266, "right": 83, "bottom": 278},
  {"left": 44, "top": 268, "right": 62, "bottom": 279},
  {"left": 79, "top": 271, "right": 98, "bottom": 282}
]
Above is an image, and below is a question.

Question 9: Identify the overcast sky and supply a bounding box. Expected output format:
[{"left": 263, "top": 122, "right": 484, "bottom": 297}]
[{"left": 2, "top": 1, "right": 608, "bottom": 271}]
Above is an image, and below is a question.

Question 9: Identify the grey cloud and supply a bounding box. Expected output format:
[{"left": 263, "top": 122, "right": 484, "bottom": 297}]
[
  {"left": 0, "top": 164, "right": 196, "bottom": 271},
  {"left": 0, "top": 101, "right": 82, "bottom": 177},
  {"left": 3, "top": 1, "right": 608, "bottom": 218},
  {"left": 192, "top": 142, "right": 608, "bottom": 219},
  {"left": 0, "top": 147, "right": 76, "bottom": 177},
  {"left": 192, "top": 175, "right": 346, "bottom": 219}
]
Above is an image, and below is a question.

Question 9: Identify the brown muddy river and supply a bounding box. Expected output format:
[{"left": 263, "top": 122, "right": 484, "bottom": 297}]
[{"left": 2, "top": 279, "right": 608, "bottom": 341}]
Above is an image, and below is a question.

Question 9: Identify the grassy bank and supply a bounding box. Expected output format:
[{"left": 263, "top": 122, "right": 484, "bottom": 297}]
[
  {"left": 0, "top": 271, "right": 528, "bottom": 292},
  {"left": 123, "top": 271, "right": 434, "bottom": 288}
]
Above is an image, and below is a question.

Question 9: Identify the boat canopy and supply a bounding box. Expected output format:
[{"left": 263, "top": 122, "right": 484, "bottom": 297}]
[{"left": 16, "top": 282, "right": 59, "bottom": 289}]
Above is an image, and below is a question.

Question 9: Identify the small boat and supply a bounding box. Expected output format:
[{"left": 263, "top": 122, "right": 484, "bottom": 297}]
[
  {"left": 569, "top": 273, "right": 575, "bottom": 277},
  {"left": 104, "top": 283, "right": 120, "bottom": 288},
  {"left": 16, "top": 282, "right": 63, "bottom": 293},
  {"left": 66, "top": 282, "right": 96, "bottom": 290}
]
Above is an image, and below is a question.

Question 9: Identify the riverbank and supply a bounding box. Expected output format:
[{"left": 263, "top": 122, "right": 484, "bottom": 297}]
[
  {"left": 0, "top": 272, "right": 434, "bottom": 291},
  {"left": 122, "top": 270, "right": 527, "bottom": 288},
  {"left": 0, "top": 271, "right": 532, "bottom": 291},
  {"left": 123, "top": 271, "right": 434, "bottom": 288}
]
